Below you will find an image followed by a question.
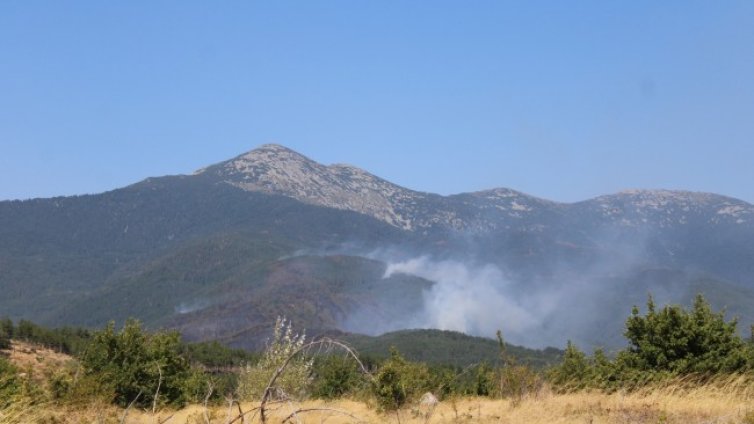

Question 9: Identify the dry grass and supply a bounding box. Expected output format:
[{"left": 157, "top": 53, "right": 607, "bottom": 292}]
[
  {"left": 4, "top": 379, "right": 754, "bottom": 424},
  {"left": 6, "top": 340, "right": 73, "bottom": 383},
  {"left": 3, "top": 344, "right": 753, "bottom": 423}
]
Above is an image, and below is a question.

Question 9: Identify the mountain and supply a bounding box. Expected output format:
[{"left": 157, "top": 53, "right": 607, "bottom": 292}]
[
  {"left": 1, "top": 144, "right": 753, "bottom": 350},
  {"left": 196, "top": 144, "right": 561, "bottom": 233}
]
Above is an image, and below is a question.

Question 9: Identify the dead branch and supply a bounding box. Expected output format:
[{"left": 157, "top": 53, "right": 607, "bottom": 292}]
[
  {"left": 224, "top": 397, "right": 234, "bottom": 424},
  {"left": 236, "top": 401, "right": 245, "bottom": 424},
  {"left": 152, "top": 362, "right": 163, "bottom": 414},
  {"left": 285, "top": 400, "right": 300, "bottom": 424},
  {"left": 120, "top": 390, "right": 143, "bottom": 424},
  {"left": 280, "top": 407, "right": 366, "bottom": 424},
  {"left": 203, "top": 382, "right": 214, "bottom": 424},
  {"left": 226, "top": 401, "right": 286, "bottom": 424},
  {"left": 157, "top": 412, "right": 175, "bottom": 423}
]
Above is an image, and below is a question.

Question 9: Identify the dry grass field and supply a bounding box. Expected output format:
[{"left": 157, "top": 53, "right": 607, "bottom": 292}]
[
  {"left": 3, "top": 383, "right": 754, "bottom": 424},
  {"left": 4, "top": 341, "right": 754, "bottom": 423}
]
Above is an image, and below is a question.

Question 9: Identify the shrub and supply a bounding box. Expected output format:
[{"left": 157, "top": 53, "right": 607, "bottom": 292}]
[
  {"left": 79, "top": 319, "right": 202, "bottom": 408},
  {"left": 547, "top": 341, "right": 590, "bottom": 389},
  {"left": 311, "top": 355, "right": 364, "bottom": 399},
  {"left": 237, "top": 317, "right": 313, "bottom": 401},
  {"left": 623, "top": 294, "right": 746, "bottom": 374},
  {"left": 0, "top": 356, "right": 20, "bottom": 408},
  {"left": 372, "top": 347, "right": 431, "bottom": 412},
  {"left": 498, "top": 363, "right": 543, "bottom": 402},
  {"left": 0, "top": 318, "right": 12, "bottom": 350},
  {"left": 548, "top": 294, "right": 751, "bottom": 392},
  {"left": 494, "top": 330, "right": 543, "bottom": 401},
  {"left": 0, "top": 334, "right": 9, "bottom": 351},
  {"left": 472, "top": 362, "right": 494, "bottom": 396},
  {"left": 47, "top": 369, "right": 73, "bottom": 402}
]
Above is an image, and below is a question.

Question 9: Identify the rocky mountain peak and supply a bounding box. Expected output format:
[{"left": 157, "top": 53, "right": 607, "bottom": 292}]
[
  {"left": 193, "top": 145, "right": 754, "bottom": 231},
  {"left": 222, "top": 144, "right": 316, "bottom": 176},
  {"left": 197, "top": 144, "right": 423, "bottom": 230},
  {"left": 586, "top": 189, "right": 753, "bottom": 226},
  {"left": 616, "top": 189, "right": 724, "bottom": 203}
]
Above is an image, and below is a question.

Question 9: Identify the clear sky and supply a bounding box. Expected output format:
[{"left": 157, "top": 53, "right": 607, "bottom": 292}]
[{"left": 1, "top": 1, "right": 753, "bottom": 202}]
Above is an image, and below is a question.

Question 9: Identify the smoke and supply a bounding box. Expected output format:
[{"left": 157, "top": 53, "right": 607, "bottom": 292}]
[
  {"left": 174, "top": 299, "right": 210, "bottom": 314},
  {"left": 384, "top": 258, "right": 540, "bottom": 337},
  {"left": 362, "top": 230, "right": 658, "bottom": 349},
  {"left": 380, "top": 257, "right": 573, "bottom": 347},
  {"left": 299, "top": 229, "right": 698, "bottom": 349}
]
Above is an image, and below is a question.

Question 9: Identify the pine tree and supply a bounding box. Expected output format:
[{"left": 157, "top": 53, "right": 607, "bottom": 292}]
[{"left": 623, "top": 294, "right": 745, "bottom": 373}]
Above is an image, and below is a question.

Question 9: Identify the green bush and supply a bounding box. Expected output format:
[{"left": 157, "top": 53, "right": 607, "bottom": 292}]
[
  {"left": 47, "top": 369, "right": 74, "bottom": 402},
  {"left": 79, "top": 319, "right": 203, "bottom": 408},
  {"left": 311, "top": 355, "right": 364, "bottom": 399},
  {"left": 622, "top": 294, "right": 746, "bottom": 374},
  {"left": 548, "top": 294, "right": 752, "bottom": 391},
  {"left": 497, "top": 363, "right": 543, "bottom": 401},
  {"left": 372, "top": 347, "right": 432, "bottom": 411},
  {"left": 182, "top": 340, "right": 259, "bottom": 368},
  {"left": 547, "top": 341, "right": 590, "bottom": 389},
  {"left": 0, "top": 356, "right": 20, "bottom": 408},
  {"left": 472, "top": 362, "right": 494, "bottom": 396}
]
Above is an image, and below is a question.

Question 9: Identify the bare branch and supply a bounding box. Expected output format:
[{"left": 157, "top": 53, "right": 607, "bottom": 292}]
[
  {"left": 285, "top": 400, "right": 301, "bottom": 424},
  {"left": 152, "top": 362, "right": 163, "bottom": 414},
  {"left": 119, "top": 390, "right": 142, "bottom": 424},
  {"left": 157, "top": 412, "right": 175, "bottom": 423},
  {"left": 236, "top": 401, "right": 244, "bottom": 424},
  {"left": 224, "top": 397, "right": 234, "bottom": 424},
  {"left": 258, "top": 337, "right": 372, "bottom": 423},
  {"left": 203, "top": 382, "right": 214, "bottom": 424},
  {"left": 281, "top": 407, "right": 366, "bottom": 424},
  {"left": 222, "top": 400, "right": 289, "bottom": 424}
]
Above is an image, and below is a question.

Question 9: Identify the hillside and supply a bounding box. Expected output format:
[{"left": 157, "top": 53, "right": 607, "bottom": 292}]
[
  {"left": 342, "top": 329, "right": 562, "bottom": 368},
  {"left": 1, "top": 144, "right": 754, "bottom": 349}
]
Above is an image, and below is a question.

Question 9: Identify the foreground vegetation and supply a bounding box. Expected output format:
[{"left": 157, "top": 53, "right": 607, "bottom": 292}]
[
  {"left": 4, "top": 386, "right": 754, "bottom": 424},
  {"left": 3, "top": 294, "right": 754, "bottom": 423}
]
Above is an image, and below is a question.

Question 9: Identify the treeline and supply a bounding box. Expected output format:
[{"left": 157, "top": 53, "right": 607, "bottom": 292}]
[
  {"left": 0, "top": 318, "right": 91, "bottom": 354},
  {"left": 0, "top": 317, "right": 259, "bottom": 368}
]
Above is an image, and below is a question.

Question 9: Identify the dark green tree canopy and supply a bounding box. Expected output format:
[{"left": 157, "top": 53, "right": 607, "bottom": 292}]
[
  {"left": 80, "top": 319, "right": 200, "bottom": 408},
  {"left": 622, "top": 294, "right": 746, "bottom": 374}
]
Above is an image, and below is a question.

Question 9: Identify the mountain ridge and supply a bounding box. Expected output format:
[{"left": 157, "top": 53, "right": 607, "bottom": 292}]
[
  {"left": 191, "top": 144, "right": 752, "bottom": 232},
  {"left": 1, "top": 143, "right": 754, "bottom": 349}
]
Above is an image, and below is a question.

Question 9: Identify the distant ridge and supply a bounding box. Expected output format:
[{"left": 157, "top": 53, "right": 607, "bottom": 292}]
[{"left": 195, "top": 144, "right": 753, "bottom": 231}]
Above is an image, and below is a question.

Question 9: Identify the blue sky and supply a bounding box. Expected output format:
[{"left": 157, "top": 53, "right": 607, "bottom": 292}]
[{"left": 1, "top": 1, "right": 753, "bottom": 202}]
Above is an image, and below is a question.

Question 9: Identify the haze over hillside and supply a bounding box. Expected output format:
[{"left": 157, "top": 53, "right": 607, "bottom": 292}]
[{"left": 1, "top": 144, "right": 753, "bottom": 349}]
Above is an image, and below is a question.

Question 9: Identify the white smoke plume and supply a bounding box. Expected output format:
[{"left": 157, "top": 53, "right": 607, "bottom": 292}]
[
  {"left": 384, "top": 257, "right": 541, "bottom": 337},
  {"left": 330, "top": 232, "right": 662, "bottom": 349},
  {"left": 373, "top": 249, "right": 663, "bottom": 349}
]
